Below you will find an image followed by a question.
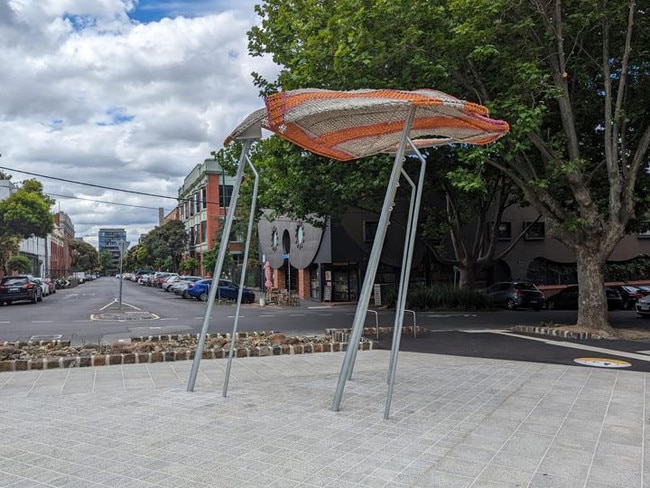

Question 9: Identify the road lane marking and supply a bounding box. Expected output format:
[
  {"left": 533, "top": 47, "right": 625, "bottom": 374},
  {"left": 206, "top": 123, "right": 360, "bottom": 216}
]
[
  {"left": 32, "top": 321, "right": 53, "bottom": 323},
  {"left": 491, "top": 330, "right": 650, "bottom": 363},
  {"left": 159, "top": 318, "right": 179, "bottom": 321}
]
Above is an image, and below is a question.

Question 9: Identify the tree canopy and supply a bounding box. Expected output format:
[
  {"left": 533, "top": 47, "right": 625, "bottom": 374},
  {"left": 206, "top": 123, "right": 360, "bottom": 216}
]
[
  {"left": 248, "top": 0, "right": 650, "bottom": 332},
  {"left": 140, "top": 220, "right": 188, "bottom": 272},
  {"left": 0, "top": 179, "right": 54, "bottom": 239},
  {"left": 71, "top": 240, "right": 99, "bottom": 272}
]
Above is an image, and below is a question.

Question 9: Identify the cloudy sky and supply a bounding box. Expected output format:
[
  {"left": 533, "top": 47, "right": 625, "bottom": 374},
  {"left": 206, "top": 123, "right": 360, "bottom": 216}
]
[{"left": 0, "top": 0, "right": 278, "bottom": 248}]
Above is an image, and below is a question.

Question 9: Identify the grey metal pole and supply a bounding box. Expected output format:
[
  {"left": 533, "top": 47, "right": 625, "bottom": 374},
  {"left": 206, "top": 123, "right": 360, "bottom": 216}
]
[
  {"left": 386, "top": 166, "right": 418, "bottom": 381},
  {"left": 117, "top": 240, "right": 128, "bottom": 309},
  {"left": 223, "top": 156, "right": 259, "bottom": 397},
  {"left": 384, "top": 144, "right": 427, "bottom": 419},
  {"left": 331, "top": 106, "right": 416, "bottom": 412},
  {"left": 118, "top": 254, "right": 124, "bottom": 308},
  {"left": 187, "top": 140, "right": 252, "bottom": 392}
]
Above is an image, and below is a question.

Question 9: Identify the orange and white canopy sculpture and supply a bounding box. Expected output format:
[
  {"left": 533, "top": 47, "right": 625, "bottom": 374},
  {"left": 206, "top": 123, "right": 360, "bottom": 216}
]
[
  {"left": 199, "top": 88, "right": 509, "bottom": 416},
  {"left": 225, "top": 88, "right": 509, "bottom": 159}
]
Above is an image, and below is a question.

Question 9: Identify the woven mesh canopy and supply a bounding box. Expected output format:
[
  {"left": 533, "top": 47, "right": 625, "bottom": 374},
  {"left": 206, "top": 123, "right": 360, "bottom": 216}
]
[{"left": 225, "top": 88, "right": 509, "bottom": 161}]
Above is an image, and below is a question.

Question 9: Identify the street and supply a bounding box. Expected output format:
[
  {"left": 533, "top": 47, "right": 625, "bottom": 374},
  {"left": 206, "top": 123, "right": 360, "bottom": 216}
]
[{"left": 2, "top": 277, "right": 650, "bottom": 372}]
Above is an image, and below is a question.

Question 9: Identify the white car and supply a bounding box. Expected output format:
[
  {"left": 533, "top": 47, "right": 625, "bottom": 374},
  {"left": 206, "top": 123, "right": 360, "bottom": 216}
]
[
  {"left": 33, "top": 278, "right": 49, "bottom": 297},
  {"left": 635, "top": 294, "right": 650, "bottom": 317}
]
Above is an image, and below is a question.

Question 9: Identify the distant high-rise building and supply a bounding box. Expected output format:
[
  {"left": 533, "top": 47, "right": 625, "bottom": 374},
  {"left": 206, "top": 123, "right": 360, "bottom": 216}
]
[{"left": 98, "top": 228, "right": 127, "bottom": 271}]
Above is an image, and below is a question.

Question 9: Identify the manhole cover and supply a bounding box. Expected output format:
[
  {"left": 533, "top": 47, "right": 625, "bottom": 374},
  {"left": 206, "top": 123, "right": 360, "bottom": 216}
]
[{"left": 574, "top": 357, "right": 631, "bottom": 368}]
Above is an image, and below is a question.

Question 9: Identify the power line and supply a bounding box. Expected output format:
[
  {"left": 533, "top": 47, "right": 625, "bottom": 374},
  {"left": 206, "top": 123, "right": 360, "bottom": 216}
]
[
  {"left": 0, "top": 165, "right": 178, "bottom": 201},
  {"left": 48, "top": 192, "right": 164, "bottom": 210}
]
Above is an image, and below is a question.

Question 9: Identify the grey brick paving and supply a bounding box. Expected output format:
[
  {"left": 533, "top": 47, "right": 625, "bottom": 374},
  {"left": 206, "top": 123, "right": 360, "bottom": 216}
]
[{"left": 0, "top": 351, "right": 648, "bottom": 487}]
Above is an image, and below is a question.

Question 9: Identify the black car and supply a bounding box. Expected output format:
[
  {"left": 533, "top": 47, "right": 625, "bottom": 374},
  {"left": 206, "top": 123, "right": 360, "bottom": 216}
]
[
  {"left": 546, "top": 285, "right": 623, "bottom": 310},
  {"left": 485, "top": 281, "right": 545, "bottom": 311},
  {"left": 611, "top": 285, "right": 650, "bottom": 310},
  {"left": 0, "top": 275, "right": 43, "bottom": 305}
]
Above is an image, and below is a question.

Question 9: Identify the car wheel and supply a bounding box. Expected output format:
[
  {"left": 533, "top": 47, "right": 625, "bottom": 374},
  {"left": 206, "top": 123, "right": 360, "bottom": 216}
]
[
  {"left": 199, "top": 292, "right": 208, "bottom": 302},
  {"left": 506, "top": 299, "right": 516, "bottom": 310},
  {"left": 547, "top": 300, "right": 556, "bottom": 310},
  {"left": 37, "top": 293, "right": 43, "bottom": 302},
  {"left": 182, "top": 291, "right": 188, "bottom": 299},
  {"left": 31, "top": 294, "right": 38, "bottom": 304}
]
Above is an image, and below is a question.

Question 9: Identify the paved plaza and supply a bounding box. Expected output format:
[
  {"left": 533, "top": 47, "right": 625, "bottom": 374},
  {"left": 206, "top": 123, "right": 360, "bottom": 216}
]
[{"left": 0, "top": 350, "right": 648, "bottom": 487}]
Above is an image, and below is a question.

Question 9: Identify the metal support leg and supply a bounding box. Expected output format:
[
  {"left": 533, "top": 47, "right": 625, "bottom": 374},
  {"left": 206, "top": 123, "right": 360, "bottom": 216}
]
[
  {"left": 386, "top": 167, "right": 418, "bottom": 383},
  {"left": 331, "top": 107, "right": 416, "bottom": 412},
  {"left": 187, "top": 140, "right": 252, "bottom": 392},
  {"left": 223, "top": 157, "right": 259, "bottom": 397},
  {"left": 384, "top": 144, "right": 426, "bottom": 419}
]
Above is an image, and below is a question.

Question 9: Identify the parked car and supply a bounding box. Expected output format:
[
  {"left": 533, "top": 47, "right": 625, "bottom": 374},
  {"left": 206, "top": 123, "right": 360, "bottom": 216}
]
[
  {"left": 612, "top": 285, "right": 650, "bottom": 310},
  {"left": 0, "top": 275, "right": 43, "bottom": 305},
  {"left": 152, "top": 272, "right": 177, "bottom": 288},
  {"left": 485, "top": 281, "right": 545, "bottom": 311},
  {"left": 138, "top": 273, "right": 154, "bottom": 285},
  {"left": 635, "top": 294, "right": 650, "bottom": 317},
  {"left": 173, "top": 276, "right": 203, "bottom": 298},
  {"left": 162, "top": 275, "right": 181, "bottom": 292},
  {"left": 186, "top": 279, "right": 256, "bottom": 303},
  {"left": 546, "top": 285, "right": 623, "bottom": 310},
  {"left": 43, "top": 278, "right": 56, "bottom": 295},
  {"left": 32, "top": 278, "right": 50, "bottom": 297}
]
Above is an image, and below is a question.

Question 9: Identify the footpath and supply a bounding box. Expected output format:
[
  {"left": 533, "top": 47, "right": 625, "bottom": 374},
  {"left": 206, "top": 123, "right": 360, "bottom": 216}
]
[{"left": 1, "top": 345, "right": 647, "bottom": 487}]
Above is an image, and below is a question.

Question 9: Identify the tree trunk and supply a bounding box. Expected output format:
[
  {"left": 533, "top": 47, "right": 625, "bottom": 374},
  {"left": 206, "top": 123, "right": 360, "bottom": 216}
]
[
  {"left": 457, "top": 263, "right": 477, "bottom": 289},
  {"left": 575, "top": 247, "right": 615, "bottom": 335}
]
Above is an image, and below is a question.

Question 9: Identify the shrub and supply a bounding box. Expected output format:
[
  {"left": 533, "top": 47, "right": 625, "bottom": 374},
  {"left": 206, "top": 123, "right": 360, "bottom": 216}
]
[{"left": 382, "top": 284, "right": 488, "bottom": 310}]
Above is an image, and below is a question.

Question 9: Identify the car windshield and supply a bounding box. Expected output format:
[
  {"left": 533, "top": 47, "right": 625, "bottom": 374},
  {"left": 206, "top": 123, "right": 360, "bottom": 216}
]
[{"left": 2, "top": 278, "right": 28, "bottom": 285}]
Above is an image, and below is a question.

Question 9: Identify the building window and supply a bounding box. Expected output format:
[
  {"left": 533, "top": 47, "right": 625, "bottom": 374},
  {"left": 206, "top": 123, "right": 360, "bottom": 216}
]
[
  {"left": 524, "top": 221, "right": 545, "bottom": 240},
  {"left": 195, "top": 192, "right": 201, "bottom": 213},
  {"left": 201, "top": 187, "right": 207, "bottom": 209},
  {"left": 219, "top": 185, "right": 233, "bottom": 208},
  {"left": 200, "top": 221, "right": 207, "bottom": 243},
  {"left": 363, "top": 221, "right": 378, "bottom": 243},
  {"left": 497, "top": 222, "right": 511, "bottom": 240}
]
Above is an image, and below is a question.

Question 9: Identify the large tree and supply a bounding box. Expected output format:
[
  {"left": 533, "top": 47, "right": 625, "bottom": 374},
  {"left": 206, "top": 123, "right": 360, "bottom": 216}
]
[
  {"left": 70, "top": 240, "right": 99, "bottom": 272},
  {"left": 248, "top": 0, "right": 650, "bottom": 333},
  {"left": 244, "top": 0, "right": 539, "bottom": 290},
  {"left": 141, "top": 220, "right": 188, "bottom": 273},
  {"left": 0, "top": 179, "right": 54, "bottom": 239},
  {"left": 0, "top": 236, "right": 20, "bottom": 276}
]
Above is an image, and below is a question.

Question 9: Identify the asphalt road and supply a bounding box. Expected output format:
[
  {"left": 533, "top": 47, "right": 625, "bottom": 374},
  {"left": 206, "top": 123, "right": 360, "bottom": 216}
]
[
  {"left": 384, "top": 329, "right": 650, "bottom": 373},
  {"left": 3, "top": 277, "right": 650, "bottom": 373}
]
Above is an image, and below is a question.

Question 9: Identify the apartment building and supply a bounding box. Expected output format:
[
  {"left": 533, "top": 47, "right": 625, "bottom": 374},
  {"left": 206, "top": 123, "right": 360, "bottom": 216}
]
[
  {"left": 98, "top": 228, "right": 127, "bottom": 271},
  {"left": 177, "top": 158, "right": 239, "bottom": 276}
]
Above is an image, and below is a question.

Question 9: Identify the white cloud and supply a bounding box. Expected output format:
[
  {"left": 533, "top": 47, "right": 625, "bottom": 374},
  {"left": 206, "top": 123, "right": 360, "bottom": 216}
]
[{"left": 0, "top": 0, "right": 277, "bottom": 247}]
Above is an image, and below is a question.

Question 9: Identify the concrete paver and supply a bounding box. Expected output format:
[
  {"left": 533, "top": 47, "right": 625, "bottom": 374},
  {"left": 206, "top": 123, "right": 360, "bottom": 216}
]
[{"left": 0, "top": 350, "right": 647, "bottom": 487}]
